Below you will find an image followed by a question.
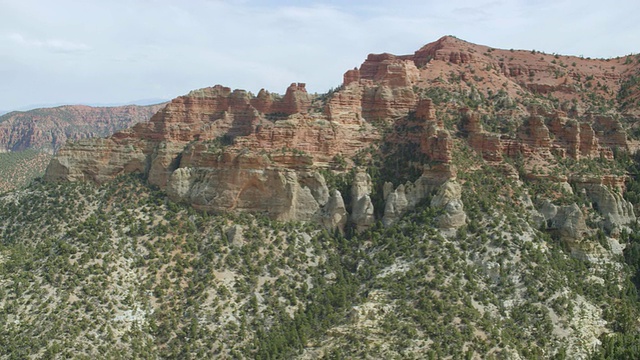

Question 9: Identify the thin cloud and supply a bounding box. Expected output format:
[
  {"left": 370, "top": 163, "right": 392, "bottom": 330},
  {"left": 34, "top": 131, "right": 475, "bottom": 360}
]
[
  {"left": 7, "top": 32, "right": 91, "bottom": 53},
  {"left": 452, "top": 6, "right": 489, "bottom": 20}
]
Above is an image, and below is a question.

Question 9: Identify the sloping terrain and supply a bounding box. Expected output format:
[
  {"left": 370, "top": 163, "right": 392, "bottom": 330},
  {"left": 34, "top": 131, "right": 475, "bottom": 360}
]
[
  {"left": 0, "top": 150, "right": 51, "bottom": 193},
  {"left": 2, "top": 166, "right": 640, "bottom": 358}
]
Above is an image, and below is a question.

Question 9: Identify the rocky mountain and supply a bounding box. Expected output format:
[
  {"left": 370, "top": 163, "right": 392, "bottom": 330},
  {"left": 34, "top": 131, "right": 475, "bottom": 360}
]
[
  {"left": 0, "top": 103, "right": 166, "bottom": 153},
  {"left": 46, "top": 36, "right": 640, "bottom": 232},
  {"left": 2, "top": 36, "right": 640, "bottom": 358}
]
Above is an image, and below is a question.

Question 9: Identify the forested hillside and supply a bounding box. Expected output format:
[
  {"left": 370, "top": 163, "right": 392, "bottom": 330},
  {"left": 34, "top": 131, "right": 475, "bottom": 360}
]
[{"left": 2, "top": 158, "right": 640, "bottom": 358}]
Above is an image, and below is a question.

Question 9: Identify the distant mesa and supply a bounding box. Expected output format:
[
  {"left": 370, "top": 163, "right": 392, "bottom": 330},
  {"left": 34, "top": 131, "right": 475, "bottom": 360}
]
[{"left": 0, "top": 103, "right": 166, "bottom": 153}]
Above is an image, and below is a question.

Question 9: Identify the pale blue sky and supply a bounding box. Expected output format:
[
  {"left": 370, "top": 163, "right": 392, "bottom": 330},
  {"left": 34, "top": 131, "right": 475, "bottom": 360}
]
[{"left": 1, "top": 0, "right": 638, "bottom": 111}]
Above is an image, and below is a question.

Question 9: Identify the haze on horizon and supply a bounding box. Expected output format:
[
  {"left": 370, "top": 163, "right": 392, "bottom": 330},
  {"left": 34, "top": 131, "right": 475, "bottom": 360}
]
[{"left": 1, "top": 0, "right": 638, "bottom": 112}]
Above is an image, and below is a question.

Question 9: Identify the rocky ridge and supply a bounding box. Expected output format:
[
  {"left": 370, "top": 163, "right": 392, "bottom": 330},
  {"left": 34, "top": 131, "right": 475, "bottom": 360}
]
[{"left": 46, "top": 36, "right": 640, "bottom": 234}]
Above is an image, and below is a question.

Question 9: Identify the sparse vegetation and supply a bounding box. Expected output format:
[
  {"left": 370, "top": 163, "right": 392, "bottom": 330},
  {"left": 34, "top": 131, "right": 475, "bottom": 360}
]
[{"left": 0, "top": 150, "right": 51, "bottom": 193}]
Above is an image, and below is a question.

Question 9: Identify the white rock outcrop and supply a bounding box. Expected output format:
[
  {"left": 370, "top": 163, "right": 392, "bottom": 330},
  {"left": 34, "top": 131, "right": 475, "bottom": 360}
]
[
  {"left": 581, "top": 184, "right": 635, "bottom": 233},
  {"left": 431, "top": 180, "right": 467, "bottom": 229},
  {"left": 351, "top": 169, "right": 375, "bottom": 232},
  {"left": 321, "top": 190, "right": 348, "bottom": 233}
]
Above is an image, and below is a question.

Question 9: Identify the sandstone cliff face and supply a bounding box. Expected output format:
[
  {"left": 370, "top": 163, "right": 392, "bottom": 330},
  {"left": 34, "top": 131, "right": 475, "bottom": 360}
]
[
  {"left": 45, "top": 46, "right": 442, "bottom": 227},
  {"left": 166, "top": 152, "right": 327, "bottom": 222},
  {"left": 413, "top": 36, "right": 474, "bottom": 67},
  {"left": 45, "top": 35, "right": 640, "bottom": 233},
  {"left": 542, "top": 202, "right": 590, "bottom": 241},
  {"left": 382, "top": 184, "right": 409, "bottom": 227},
  {"left": 341, "top": 53, "right": 420, "bottom": 122},
  {"left": 46, "top": 137, "right": 151, "bottom": 183},
  {"left": 0, "top": 104, "right": 165, "bottom": 153},
  {"left": 251, "top": 83, "right": 311, "bottom": 115},
  {"left": 459, "top": 108, "right": 505, "bottom": 162},
  {"left": 45, "top": 81, "right": 384, "bottom": 228},
  {"left": 325, "top": 82, "right": 364, "bottom": 125},
  {"left": 419, "top": 99, "right": 454, "bottom": 162},
  {"left": 459, "top": 107, "right": 625, "bottom": 166}
]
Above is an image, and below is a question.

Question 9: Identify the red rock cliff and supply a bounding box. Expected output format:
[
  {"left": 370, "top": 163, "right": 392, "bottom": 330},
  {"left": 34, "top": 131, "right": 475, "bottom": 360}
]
[{"left": 45, "top": 35, "right": 640, "bottom": 224}]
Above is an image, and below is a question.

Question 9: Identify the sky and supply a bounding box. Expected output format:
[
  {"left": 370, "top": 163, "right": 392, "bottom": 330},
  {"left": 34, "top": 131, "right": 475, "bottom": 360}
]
[{"left": 0, "top": 0, "right": 639, "bottom": 112}]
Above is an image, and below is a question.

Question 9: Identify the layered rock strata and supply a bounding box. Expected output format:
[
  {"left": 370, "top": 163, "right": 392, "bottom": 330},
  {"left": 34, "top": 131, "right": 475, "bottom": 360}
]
[
  {"left": 460, "top": 109, "right": 625, "bottom": 163},
  {"left": 45, "top": 35, "right": 640, "bottom": 233}
]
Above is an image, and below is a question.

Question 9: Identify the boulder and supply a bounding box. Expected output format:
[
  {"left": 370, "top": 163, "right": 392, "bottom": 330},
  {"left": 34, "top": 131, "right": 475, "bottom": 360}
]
[{"left": 226, "top": 225, "right": 245, "bottom": 247}]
